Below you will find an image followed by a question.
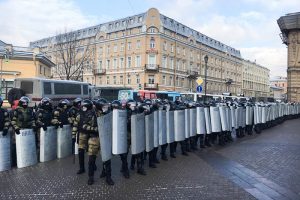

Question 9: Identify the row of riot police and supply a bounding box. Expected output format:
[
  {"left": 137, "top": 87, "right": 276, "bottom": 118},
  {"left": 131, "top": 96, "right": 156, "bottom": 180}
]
[{"left": 1, "top": 95, "right": 300, "bottom": 186}]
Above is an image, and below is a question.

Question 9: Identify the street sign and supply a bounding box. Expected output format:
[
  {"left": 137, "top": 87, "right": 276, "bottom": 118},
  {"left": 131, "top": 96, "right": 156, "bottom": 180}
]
[
  {"left": 196, "top": 77, "right": 203, "bottom": 85},
  {"left": 197, "top": 85, "right": 203, "bottom": 93}
]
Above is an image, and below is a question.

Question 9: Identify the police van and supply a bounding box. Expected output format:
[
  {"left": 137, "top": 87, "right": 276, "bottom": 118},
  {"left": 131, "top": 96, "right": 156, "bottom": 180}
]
[{"left": 12, "top": 78, "right": 90, "bottom": 107}]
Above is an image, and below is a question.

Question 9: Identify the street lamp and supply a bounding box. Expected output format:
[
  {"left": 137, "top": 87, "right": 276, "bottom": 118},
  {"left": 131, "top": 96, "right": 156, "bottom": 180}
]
[{"left": 204, "top": 55, "right": 208, "bottom": 103}]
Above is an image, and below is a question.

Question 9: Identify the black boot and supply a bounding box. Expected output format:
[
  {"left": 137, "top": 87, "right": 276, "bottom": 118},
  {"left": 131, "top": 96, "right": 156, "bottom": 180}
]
[
  {"left": 192, "top": 135, "right": 199, "bottom": 150},
  {"left": 105, "top": 160, "right": 114, "bottom": 185},
  {"left": 88, "top": 155, "right": 96, "bottom": 185},
  {"left": 120, "top": 154, "right": 130, "bottom": 178},
  {"left": 100, "top": 163, "right": 106, "bottom": 178},
  {"left": 186, "top": 139, "right": 191, "bottom": 152},
  {"left": 199, "top": 135, "right": 205, "bottom": 148},
  {"left": 137, "top": 153, "right": 146, "bottom": 175},
  {"left": 130, "top": 155, "right": 136, "bottom": 170},
  {"left": 77, "top": 149, "right": 85, "bottom": 174},
  {"left": 161, "top": 144, "right": 168, "bottom": 161},
  {"left": 205, "top": 134, "right": 212, "bottom": 147},
  {"left": 181, "top": 141, "right": 188, "bottom": 156},
  {"left": 153, "top": 147, "right": 160, "bottom": 163},
  {"left": 170, "top": 142, "right": 176, "bottom": 158},
  {"left": 149, "top": 150, "right": 157, "bottom": 168}
]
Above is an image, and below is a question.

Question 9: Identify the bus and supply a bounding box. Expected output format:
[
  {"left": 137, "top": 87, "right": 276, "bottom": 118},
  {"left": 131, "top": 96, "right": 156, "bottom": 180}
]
[
  {"left": 180, "top": 92, "right": 222, "bottom": 103},
  {"left": 13, "top": 78, "right": 90, "bottom": 107},
  {"left": 156, "top": 91, "right": 181, "bottom": 101},
  {"left": 90, "top": 86, "right": 131, "bottom": 101},
  {"left": 118, "top": 90, "right": 169, "bottom": 103}
]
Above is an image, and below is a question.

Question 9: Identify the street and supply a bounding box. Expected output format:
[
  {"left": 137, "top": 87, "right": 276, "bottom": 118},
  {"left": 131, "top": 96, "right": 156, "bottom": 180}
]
[{"left": 0, "top": 118, "right": 300, "bottom": 200}]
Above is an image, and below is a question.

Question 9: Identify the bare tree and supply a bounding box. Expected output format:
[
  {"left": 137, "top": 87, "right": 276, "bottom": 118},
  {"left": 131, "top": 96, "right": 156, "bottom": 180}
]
[{"left": 52, "top": 30, "right": 95, "bottom": 81}]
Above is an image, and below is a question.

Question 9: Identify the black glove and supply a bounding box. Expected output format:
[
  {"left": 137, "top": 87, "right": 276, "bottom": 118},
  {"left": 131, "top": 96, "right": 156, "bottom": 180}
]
[
  {"left": 15, "top": 128, "right": 20, "bottom": 135},
  {"left": 2, "top": 129, "right": 8, "bottom": 136},
  {"left": 33, "top": 126, "right": 38, "bottom": 132},
  {"left": 43, "top": 125, "right": 47, "bottom": 131},
  {"left": 55, "top": 124, "right": 59, "bottom": 129},
  {"left": 60, "top": 123, "right": 64, "bottom": 128}
]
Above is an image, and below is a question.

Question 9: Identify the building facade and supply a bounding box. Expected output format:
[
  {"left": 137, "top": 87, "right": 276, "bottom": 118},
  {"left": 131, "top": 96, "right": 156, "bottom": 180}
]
[
  {"left": 242, "top": 59, "right": 270, "bottom": 97},
  {"left": 270, "top": 76, "right": 287, "bottom": 100},
  {"left": 30, "top": 8, "right": 268, "bottom": 97},
  {"left": 0, "top": 40, "right": 54, "bottom": 98},
  {"left": 278, "top": 12, "right": 300, "bottom": 102}
]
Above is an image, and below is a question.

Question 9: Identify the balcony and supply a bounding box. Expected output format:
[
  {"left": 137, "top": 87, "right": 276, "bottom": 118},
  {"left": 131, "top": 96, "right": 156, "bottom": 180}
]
[
  {"left": 93, "top": 68, "right": 106, "bottom": 75},
  {"left": 144, "top": 83, "right": 158, "bottom": 90},
  {"left": 187, "top": 70, "right": 199, "bottom": 79},
  {"left": 225, "top": 78, "right": 233, "bottom": 85},
  {"left": 144, "top": 64, "right": 159, "bottom": 72}
]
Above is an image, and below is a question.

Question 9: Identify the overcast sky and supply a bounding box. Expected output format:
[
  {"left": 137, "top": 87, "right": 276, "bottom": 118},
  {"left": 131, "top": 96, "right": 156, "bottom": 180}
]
[{"left": 0, "top": 0, "right": 299, "bottom": 77}]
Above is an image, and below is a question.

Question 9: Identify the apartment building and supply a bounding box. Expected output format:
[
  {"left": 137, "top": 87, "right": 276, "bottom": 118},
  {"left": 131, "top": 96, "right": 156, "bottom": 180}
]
[{"left": 31, "top": 8, "right": 263, "bottom": 96}]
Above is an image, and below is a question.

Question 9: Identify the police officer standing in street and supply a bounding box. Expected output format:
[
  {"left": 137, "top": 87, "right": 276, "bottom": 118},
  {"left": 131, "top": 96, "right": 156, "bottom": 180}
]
[
  {"left": 95, "top": 99, "right": 114, "bottom": 185},
  {"left": 12, "top": 96, "right": 37, "bottom": 134},
  {"left": 51, "top": 99, "right": 70, "bottom": 129},
  {"left": 68, "top": 98, "right": 82, "bottom": 154},
  {"left": 75, "top": 99, "right": 100, "bottom": 185},
  {"left": 0, "top": 97, "right": 10, "bottom": 136}
]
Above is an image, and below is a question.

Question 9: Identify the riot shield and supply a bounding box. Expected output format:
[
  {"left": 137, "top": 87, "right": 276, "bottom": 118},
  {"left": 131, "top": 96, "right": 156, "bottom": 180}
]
[
  {"left": 158, "top": 110, "right": 167, "bottom": 145},
  {"left": 210, "top": 106, "right": 221, "bottom": 133},
  {"left": 16, "top": 129, "right": 37, "bottom": 168},
  {"left": 196, "top": 107, "right": 206, "bottom": 135},
  {"left": 258, "top": 106, "right": 262, "bottom": 124},
  {"left": 0, "top": 131, "right": 11, "bottom": 171},
  {"left": 57, "top": 125, "right": 72, "bottom": 159},
  {"left": 262, "top": 106, "right": 266, "bottom": 123},
  {"left": 230, "top": 106, "right": 237, "bottom": 129},
  {"left": 204, "top": 107, "right": 212, "bottom": 134},
  {"left": 226, "top": 107, "right": 232, "bottom": 131},
  {"left": 219, "top": 106, "right": 228, "bottom": 131},
  {"left": 242, "top": 107, "right": 246, "bottom": 128},
  {"left": 185, "top": 109, "right": 190, "bottom": 138},
  {"left": 153, "top": 111, "right": 159, "bottom": 148},
  {"left": 174, "top": 110, "right": 185, "bottom": 141},
  {"left": 246, "top": 106, "right": 251, "bottom": 125},
  {"left": 190, "top": 108, "right": 197, "bottom": 136},
  {"left": 166, "top": 111, "right": 175, "bottom": 143},
  {"left": 145, "top": 113, "right": 154, "bottom": 152},
  {"left": 112, "top": 109, "right": 128, "bottom": 155},
  {"left": 40, "top": 126, "right": 57, "bottom": 162},
  {"left": 254, "top": 105, "right": 258, "bottom": 125},
  {"left": 131, "top": 113, "right": 145, "bottom": 155},
  {"left": 97, "top": 112, "right": 113, "bottom": 162}
]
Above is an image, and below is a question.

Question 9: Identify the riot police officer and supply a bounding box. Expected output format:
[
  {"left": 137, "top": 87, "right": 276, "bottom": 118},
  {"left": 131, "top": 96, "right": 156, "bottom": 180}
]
[
  {"left": 95, "top": 99, "right": 114, "bottom": 185},
  {"left": 35, "top": 97, "right": 53, "bottom": 155},
  {"left": 160, "top": 100, "right": 170, "bottom": 161},
  {"left": 0, "top": 97, "right": 10, "bottom": 136},
  {"left": 12, "top": 96, "right": 37, "bottom": 134},
  {"left": 51, "top": 99, "right": 70, "bottom": 128},
  {"left": 128, "top": 100, "right": 147, "bottom": 175},
  {"left": 68, "top": 98, "right": 82, "bottom": 154},
  {"left": 75, "top": 99, "right": 100, "bottom": 185}
]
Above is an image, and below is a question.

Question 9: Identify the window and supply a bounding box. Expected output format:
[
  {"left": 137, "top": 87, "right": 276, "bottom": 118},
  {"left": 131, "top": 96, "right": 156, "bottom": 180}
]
[
  {"left": 120, "top": 43, "right": 124, "bottom": 51},
  {"left": 138, "top": 16, "right": 142, "bottom": 22},
  {"left": 127, "top": 75, "right": 131, "bottom": 84},
  {"left": 177, "top": 59, "right": 180, "bottom": 70},
  {"left": 54, "top": 83, "right": 81, "bottom": 95},
  {"left": 162, "top": 75, "right": 166, "bottom": 85},
  {"left": 171, "top": 44, "right": 174, "bottom": 53},
  {"left": 176, "top": 77, "right": 179, "bottom": 86},
  {"left": 162, "top": 56, "right": 167, "bottom": 68},
  {"left": 136, "top": 55, "right": 141, "bottom": 67},
  {"left": 113, "top": 58, "right": 117, "bottom": 69},
  {"left": 163, "top": 41, "right": 167, "bottom": 51},
  {"left": 150, "top": 38, "right": 155, "bottom": 48},
  {"left": 120, "top": 57, "right": 124, "bottom": 68},
  {"left": 183, "top": 48, "right": 186, "bottom": 55},
  {"left": 98, "top": 47, "right": 103, "bottom": 56},
  {"left": 99, "top": 76, "right": 102, "bottom": 85},
  {"left": 44, "top": 67, "right": 46, "bottom": 75},
  {"left": 170, "top": 58, "right": 174, "bottom": 69},
  {"left": 98, "top": 60, "right": 102, "bottom": 69},
  {"left": 148, "top": 75, "right": 155, "bottom": 84},
  {"left": 113, "top": 76, "right": 117, "bottom": 84},
  {"left": 43, "top": 82, "right": 52, "bottom": 95},
  {"left": 106, "top": 45, "right": 110, "bottom": 54},
  {"left": 127, "top": 42, "right": 131, "bottom": 50},
  {"left": 120, "top": 75, "right": 124, "bottom": 84},
  {"left": 83, "top": 85, "right": 88, "bottom": 95},
  {"left": 127, "top": 57, "right": 132, "bottom": 68},
  {"left": 40, "top": 65, "right": 42, "bottom": 74},
  {"left": 181, "top": 78, "right": 184, "bottom": 87},
  {"left": 21, "top": 81, "right": 33, "bottom": 94},
  {"left": 136, "top": 40, "right": 141, "bottom": 49},
  {"left": 106, "top": 59, "right": 110, "bottom": 69},
  {"left": 149, "top": 27, "right": 156, "bottom": 33},
  {"left": 114, "top": 44, "right": 118, "bottom": 52},
  {"left": 177, "top": 46, "right": 180, "bottom": 54},
  {"left": 169, "top": 76, "right": 173, "bottom": 86},
  {"left": 148, "top": 54, "right": 156, "bottom": 64},
  {"left": 106, "top": 76, "right": 110, "bottom": 84}
]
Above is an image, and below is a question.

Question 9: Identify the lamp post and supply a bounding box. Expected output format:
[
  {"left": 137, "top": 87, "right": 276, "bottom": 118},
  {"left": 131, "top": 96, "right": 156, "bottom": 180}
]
[{"left": 204, "top": 55, "right": 208, "bottom": 103}]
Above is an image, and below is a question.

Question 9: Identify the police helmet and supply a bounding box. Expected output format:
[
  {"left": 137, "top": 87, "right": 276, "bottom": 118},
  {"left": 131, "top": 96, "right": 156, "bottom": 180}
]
[
  {"left": 40, "top": 97, "right": 51, "bottom": 108},
  {"left": 111, "top": 100, "right": 121, "bottom": 109},
  {"left": 58, "top": 99, "right": 70, "bottom": 108},
  {"left": 19, "top": 96, "right": 30, "bottom": 107},
  {"left": 144, "top": 99, "right": 152, "bottom": 105},
  {"left": 73, "top": 97, "right": 82, "bottom": 107},
  {"left": 81, "top": 99, "right": 93, "bottom": 111},
  {"left": 126, "top": 100, "right": 137, "bottom": 110}
]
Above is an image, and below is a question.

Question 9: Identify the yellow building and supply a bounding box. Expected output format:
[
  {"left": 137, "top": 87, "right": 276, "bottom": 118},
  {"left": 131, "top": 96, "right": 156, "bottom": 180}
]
[
  {"left": 242, "top": 59, "right": 270, "bottom": 98},
  {"left": 31, "top": 8, "right": 265, "bottom": 96},
  {"left": 0, "top": 40, "right": 55, "bottom": 98}
]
